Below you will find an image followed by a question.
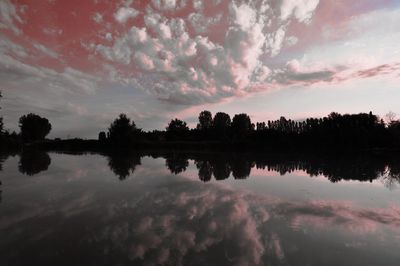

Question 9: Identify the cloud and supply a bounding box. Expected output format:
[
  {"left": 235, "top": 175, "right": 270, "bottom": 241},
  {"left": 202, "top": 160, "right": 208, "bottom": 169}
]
[
  {"left": 1, "top": 0, "right": 399, "bottom": 135},
  {"left": 90, "top": 0, "right": 321, "bottom": 105},
  {"left": 0, "top": 37, "right": 27, "bottom": 58},
  {"left": 0, "top": 41, "right": 103, "bottom": 136},
  {"left": 151, "top": 0, "right": 179, "bottom": 11},
  {"left": 0, "top": 0, "right": 23, "bottom": 35},
  {"left": 92, "top": 12, "right": 103, "bottom": 24},
  {"left": 352, "top": 63, "right": 400, "bottom": 79},
  {"left": 271, "top": 59, "right": 339, "bottom": 85},
  {"left": 280, "top": 0, "right": 320, "bottom": 23},
  {"left": 33, "top": 43, "right": 58, "bottom": 58},
  {"left": 89, "top": 181, "right": 267, "bottom": 265},
  {"left": 187, "top": 12, "right": 222, "bottom": 34},
  {"left": 0, "top": 53, "right": 99, "bottom": 95},
  {"left": 286, "top": 200, "right": 400, "bottom": 235},
  {"left": 114, "top": 7, "right": 139, "bottom": 24}
]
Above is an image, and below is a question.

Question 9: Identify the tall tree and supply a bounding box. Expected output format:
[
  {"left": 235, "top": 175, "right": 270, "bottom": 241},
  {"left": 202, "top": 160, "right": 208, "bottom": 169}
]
[
  {"left": 232, "top": 113, "right": 253, "bottom": 136},
  {"left": 108, "top": 114, "right": 138, "bottom": 144},
  {"left": 197, "top": 110, "right": 213, "bottom": 130},
  {"left": 213, "top": 112, "right": 231, "bottom": 132},
  {"left": 19, "top": 113, "right": 52, "bottom": 142}
]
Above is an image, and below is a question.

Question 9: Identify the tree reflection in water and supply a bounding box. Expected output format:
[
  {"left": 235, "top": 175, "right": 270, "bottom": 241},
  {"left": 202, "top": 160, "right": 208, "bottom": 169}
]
[
  {"left": 1, "top": 151, "right": 400, "bottom": 265},
  {"left": 195, "top": 160, "right": 212, "bottom": 182},
  {"left": 165, "top": 154, "right": 189, "bottom": 175},
  {"left": 0, "top": 153, "right": 7, "bottom": 172},
  {"left": 107, "top": 152, "right": 141, "bottom": 180},
  {"left": 2, "top": 150, "right": 400, "bottom": 187},
  {"left": 212, "top": 157, "right": 231, "bottom": 181},
  {"left": 150, "top": 151, "right": 400, "bottom": 187},
  {"left": 18, "top": 150, "right": 51, "bottom": 176},
  {"left": 0, "top": 153, "right": 7, "bottom": 203}
]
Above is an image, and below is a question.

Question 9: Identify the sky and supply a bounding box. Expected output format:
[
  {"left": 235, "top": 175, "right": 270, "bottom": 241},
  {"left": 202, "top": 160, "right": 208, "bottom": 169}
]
[{"left": 0, "top": 0, "right": 400, "bottom": 138}]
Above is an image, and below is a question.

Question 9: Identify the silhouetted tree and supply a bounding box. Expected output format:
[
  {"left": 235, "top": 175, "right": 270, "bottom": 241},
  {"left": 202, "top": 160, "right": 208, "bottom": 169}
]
[
  {"left": 213, "top": 112, "right": 231, "bottom": 139},
  {"left": 18, "top": 150, "right": 51, "bottom": 176},
  {"left": 107, "top": 153, "right": 141, "bottom": 180},
  {"left": 0, "top": 91, "right": 3, "bottom": 134},
  {"left": 197, "top": 110, "right": 213, "bottom": 130},
  {"left": 256, "top": 122, "right": 266, "bottom": 131},
  {"left": 232, "top": 113, "right": 253, "bottom": 137},
  {"left": 19, "top": 113, "right": 52, "bottom": 142},
  {"left": 165, "top": 118, "right": 189, "bottom": 141},
  {"left": 108, "top": 114, "right": 139, "bottom": 145},
  {"left": 98, "top": 131, "right": 106, "bottom": 142},
  {"left": 166, "top": 118, "right": 189, "bottom": 132}
]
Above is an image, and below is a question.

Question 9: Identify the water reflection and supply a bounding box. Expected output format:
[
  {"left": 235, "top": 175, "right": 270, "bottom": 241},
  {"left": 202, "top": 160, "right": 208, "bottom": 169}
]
[
  {"left": 165, "top": 153, "right": 189, "bottom": 174},
  {"left": 0, "top": 152, "right": 8, "bottom": 203},
  {"left": 107, "top": 152, "right": 141, "bottom": 180},
  {"left": 0, "top": 152, "right": 400, "bottom": 265},
  {"left": 18, "top": 150, "right": 51, "bottom": 176},
  {"left": 2, "top": 150, "right": 400, "bottom": 186},
  {"left": 150, "top": 151, "right": 400, "bottom": 186}
]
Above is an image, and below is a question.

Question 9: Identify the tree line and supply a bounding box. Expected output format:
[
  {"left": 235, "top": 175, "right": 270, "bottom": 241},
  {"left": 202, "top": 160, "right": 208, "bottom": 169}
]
[
  {"left": 100, "top": 110, "right": 400, "bottom": 150},
  {"left": 2, "top": 90, "right": 400, "bottom": 151}
]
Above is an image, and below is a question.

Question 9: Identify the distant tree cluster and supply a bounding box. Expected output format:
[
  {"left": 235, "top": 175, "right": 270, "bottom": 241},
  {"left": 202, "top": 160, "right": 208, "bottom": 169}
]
[
  {"left": 94, "top": 110, "right": 400, "bottom": 150},
  {"left": 252, "top": 112, "right": 389, "bottom": 149},
  {"left": 1, "top": 87, "right": 400, "bottom": 152}
]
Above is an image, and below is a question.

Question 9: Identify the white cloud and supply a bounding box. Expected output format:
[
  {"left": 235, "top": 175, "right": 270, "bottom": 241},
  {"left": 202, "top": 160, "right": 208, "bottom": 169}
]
[
  {"left": 265, "top": 26, "right": 286, "bottom": 57},
  {"left": 230, "top": 3, "right": 257, "bottom": 30},
  {"left": 89, "top": 0, "right": 322, "bottom": 105},
  {"left": 0, "top": 0, "right": 309, "bottom": 113},
  {"left": 114, "top": 7, "right": 139, "bottom": 23},
  {"left": 192, "top": 0, "right": 203, "bottom": 10},
  {"left": 152, "top": 0, "right": 177, "bottom": 11},
  {"left": 280, "top": 0, "right": 320, "bottom": 23},
  {"left": 134, "top": 52, "right": 155, "bottom": 70}
]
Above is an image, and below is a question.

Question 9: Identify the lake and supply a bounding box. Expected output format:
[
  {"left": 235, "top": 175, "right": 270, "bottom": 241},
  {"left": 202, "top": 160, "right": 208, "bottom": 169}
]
[{"left": 1, "top": 151, "right": 400, "bottom": 266}]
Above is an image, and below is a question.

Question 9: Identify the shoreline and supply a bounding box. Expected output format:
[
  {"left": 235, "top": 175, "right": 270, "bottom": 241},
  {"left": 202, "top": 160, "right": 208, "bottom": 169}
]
[{"left": 14, "top": 138, "right": 400, "bottom": 156}]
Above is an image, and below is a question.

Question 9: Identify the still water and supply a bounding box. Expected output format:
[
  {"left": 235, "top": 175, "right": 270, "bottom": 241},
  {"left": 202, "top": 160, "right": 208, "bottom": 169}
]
[{"left": 1, "top": 151, "right": 400, "bottom": 266}]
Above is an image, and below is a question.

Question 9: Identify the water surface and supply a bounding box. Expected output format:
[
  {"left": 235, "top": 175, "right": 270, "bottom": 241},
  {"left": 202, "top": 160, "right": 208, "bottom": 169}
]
[{"left": 1, "top": 151, "right": 400, "bottom": 266}]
